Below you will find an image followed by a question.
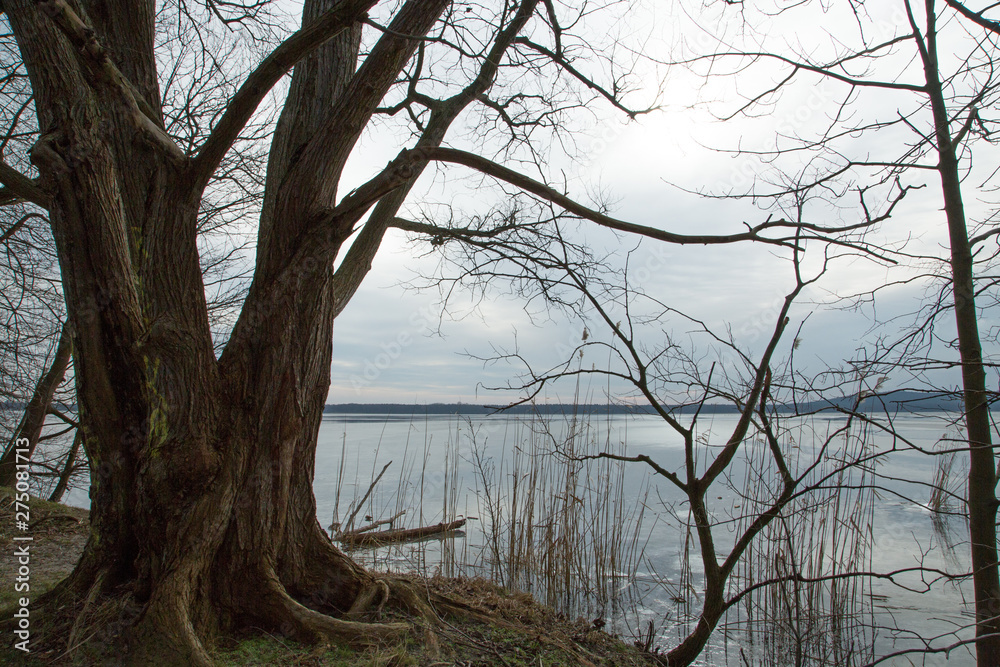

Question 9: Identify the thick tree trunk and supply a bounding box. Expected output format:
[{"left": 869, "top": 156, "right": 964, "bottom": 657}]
[
  {"left": 8, "top": 0, "right": 449, "bottom": 664},
  {"left": 0, "top": 323, "right": 72, "bottom": 488}
]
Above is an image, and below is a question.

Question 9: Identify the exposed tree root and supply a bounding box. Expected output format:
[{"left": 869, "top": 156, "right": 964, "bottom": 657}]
[
  {"left": 346, "top": 578, "right": 390, "bottom": 617},
  {"left": 2, "top": 524, "right": 647, "bottom": 667},
  {"left": 383, "top": 577, "right": 447, "bottom": 624},
  {"left": 1, "top": 556, "right": 666, "bottom": 667},
  {"left": 259, "top": 575, "right": 410, "bottom": 649},
  {"left": 128, "top": 597, "right": 214, "bottom": 667},
  {"left": 375, "top": 574, "right": 605, "bottom": 664}
]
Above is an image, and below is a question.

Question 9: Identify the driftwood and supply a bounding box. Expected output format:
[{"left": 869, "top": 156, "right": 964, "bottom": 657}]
[
  {"left": 338, "top": 518, "right": 467, "bottom": 547},
  {"left": 336, "top": 509, "right": 406, "bottom": 538}
]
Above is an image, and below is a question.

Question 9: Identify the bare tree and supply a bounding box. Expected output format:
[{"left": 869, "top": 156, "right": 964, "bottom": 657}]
[
  {"left": 0, "top": 0, "right": 271, "bottom": 502},
  {"left": 397, "top": 172, "right": 946, "bottom": 664},
  {"left": 7, "top": 0, "right": 965, "bottom": 662},
  {"left": 649, "top": 1, "right": 1000, "bottom": 662}
]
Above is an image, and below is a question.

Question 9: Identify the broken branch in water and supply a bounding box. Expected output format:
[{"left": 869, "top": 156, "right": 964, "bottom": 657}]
[
  {"left": 338, "top": 509, "right": 407, "bottom": 538},
  {"left": 338, "top": 518, "right": 467, "bottom": 547},
  {"left": 339, "top": 460, "right": 392, "bottom": 533}
]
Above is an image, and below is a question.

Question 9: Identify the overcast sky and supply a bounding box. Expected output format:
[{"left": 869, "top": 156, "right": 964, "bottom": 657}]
[{"left": 323, "top": 0, "right": 999, "bottom": 405}]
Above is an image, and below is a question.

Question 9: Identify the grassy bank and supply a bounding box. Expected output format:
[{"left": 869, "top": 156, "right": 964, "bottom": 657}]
[{"left": 0, "top": 488, "right": 660, "bottom": 666}]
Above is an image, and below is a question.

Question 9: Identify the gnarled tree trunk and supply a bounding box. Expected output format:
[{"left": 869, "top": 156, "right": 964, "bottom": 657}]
[{"left": 6, "top": 0, "right": 448, "bottom": 663}]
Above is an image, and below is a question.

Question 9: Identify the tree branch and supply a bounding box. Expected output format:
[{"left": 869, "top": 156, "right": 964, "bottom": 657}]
[
  {"left": 330, "top": 0, "right": 542, "bottom": 317},
  {"left": 315, "top": 149, "right": 425, "bottom": 229},
  {"left": 419, "top": 146, "right": 826, "bottom": 247},
  {"left": 390, "top": 215, "right": 524, "bottom": 240},
  {"left": 0, "top": 160, "right": 49, "bottom": 209},
  {"left": 682, "top": 36, "right": 926, "bottom": 94},
  {"left": 266, "top": 0, "right": 449, "bottom": 255},
  {"left": 577, "top": 451, "right": 687, "bottom": 492},
  {"left": 971, "top": 225, "right": 1000, "bottom": 246},
  {"left": 514, "top": 37, "right": 658, "bottom": 119},
  {"left": 726, "top": 565, "right": 961, "bottom": 611},
  {"left": 0, "top": 212, "right": 47, "bottom": 244},
  {"left": 190, "top": 0, "right": 378, "bottom": 188},
  {"left": 37, "top": 0, "right": 185, "bottom": 161},
  {"left": 945, "top": 0, "right": 1000, "bottom": 35}
]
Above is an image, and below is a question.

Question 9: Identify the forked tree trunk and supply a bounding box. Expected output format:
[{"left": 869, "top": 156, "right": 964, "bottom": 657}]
[
  {"left": 7, "top": 0, "right": 448, "bottom": 664},
  {"left": 666, "top": 582, "right": 725, "bottom": 666}
]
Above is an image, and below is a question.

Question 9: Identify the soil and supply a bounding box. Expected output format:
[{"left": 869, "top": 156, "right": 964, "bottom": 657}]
[
  {"left": 0, "top": 488, "right": 664, "bottom": 666},
  {"left": 0, "top": 488, "right": 90, "bottom": 611}
]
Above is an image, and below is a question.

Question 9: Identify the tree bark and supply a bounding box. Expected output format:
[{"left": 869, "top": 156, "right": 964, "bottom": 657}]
[{"left": 918, "top": 3, "right": 1000, "bottom": 663}]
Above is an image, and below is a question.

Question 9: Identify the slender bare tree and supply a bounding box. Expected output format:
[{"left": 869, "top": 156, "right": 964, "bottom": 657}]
[{"left": 650, "top": 1, "right": 1000, "bottom": 661}]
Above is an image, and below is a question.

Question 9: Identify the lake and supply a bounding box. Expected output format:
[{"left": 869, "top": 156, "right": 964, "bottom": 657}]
[{"left": 314, "top": 410, "right": 975, "bottom": 666}]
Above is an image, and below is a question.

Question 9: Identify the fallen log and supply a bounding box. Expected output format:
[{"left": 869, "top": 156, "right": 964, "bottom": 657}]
[{"left": 338, "top": 518, "right": 467, "bottom": 547}]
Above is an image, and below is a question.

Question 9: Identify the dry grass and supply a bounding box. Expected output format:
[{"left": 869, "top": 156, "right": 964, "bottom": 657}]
[
  {"left": 928, "top": 431, "right": 963, "bottom": 516},
  {"left": 468, "top": 411, "right": 650, "bottom": 622},
  {"left": 329, "top": 409, "right": 652, "bottom": 633},
  {"left": 725, "top": 417, "right": 877, "bottom": 667}
]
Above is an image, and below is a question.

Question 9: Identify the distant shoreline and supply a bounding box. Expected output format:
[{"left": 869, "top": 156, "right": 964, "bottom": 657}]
[
  {"left": 0, "top": 390, "right": 971, "bottom": 415},
  {"left": 323, "top": 390, "right": 968, "bottom": 415}
]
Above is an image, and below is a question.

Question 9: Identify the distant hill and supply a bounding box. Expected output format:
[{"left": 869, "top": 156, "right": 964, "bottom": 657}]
[
  {"left": 323, "top": 402, "right": 658, "bottom": 416},
  {"left": 797, "top": 390, "right": 966, "bottom": 413}
]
